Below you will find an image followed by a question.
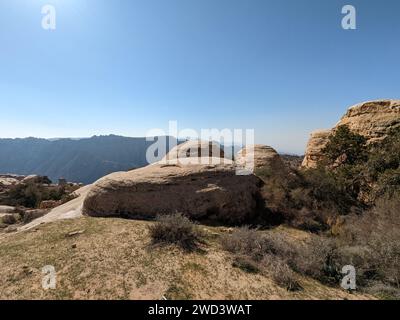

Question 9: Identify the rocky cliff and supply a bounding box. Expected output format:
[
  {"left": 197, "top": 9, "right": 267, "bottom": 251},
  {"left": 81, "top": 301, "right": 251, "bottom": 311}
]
[{"left": 302, "top": 100, "right": 400, "bottom": 168}]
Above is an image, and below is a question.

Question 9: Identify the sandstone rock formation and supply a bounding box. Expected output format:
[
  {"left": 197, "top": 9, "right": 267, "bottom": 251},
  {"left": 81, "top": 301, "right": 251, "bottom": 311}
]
[
  {"left": 301, "top": 130, "right": 332, "bottom": 168},
  {"left": 83, "top": 160, "right": 263, "bottom": 225},
  {"left": 337, "top": 100, "right": 400, "bottom": 143},
  {"left": 0, "top": 175, "right": 23, "bottom": 187},
  {"left": 162, "top": 140, "right": 226, "bottom": 163},
  {"left": 236, "top": 145, "right": 285, "bottom": 173},
  {"left": 0, "top": 205, "right": 16, "bottom": 214},
  {"left": 302, "top": 100, "right": 400, "bottom": 168}
]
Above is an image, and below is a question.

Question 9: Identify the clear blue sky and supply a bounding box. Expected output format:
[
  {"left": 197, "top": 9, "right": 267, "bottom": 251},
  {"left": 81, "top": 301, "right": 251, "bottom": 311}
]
[{"left": 0, "top": 0, "right": 399, "bottom": 154}]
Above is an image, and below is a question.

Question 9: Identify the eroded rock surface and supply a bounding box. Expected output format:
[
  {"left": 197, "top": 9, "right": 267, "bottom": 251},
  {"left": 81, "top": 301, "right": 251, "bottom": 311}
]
[
  {"left": 83, "top": 160, "right": 263, "bottom": 225},
  {"left": 302, "top": 100, "right": 400, "bottom": 168}
]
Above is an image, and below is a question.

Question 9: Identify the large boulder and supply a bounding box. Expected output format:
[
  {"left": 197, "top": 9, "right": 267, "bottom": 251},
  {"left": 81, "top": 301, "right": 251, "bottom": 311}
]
[
  {"left": 83, "top": 159, "right": 263, "bottom": 225},
  {"left": 162, "top": 140, "right": 225, "bottom": 161},
  {"left": 0, "top": 175, "right": 22, "bottom": 186},
  {"left": 236, "top": 145, "right": 285, "bottom": 173},
  {"left": 302, "top": 100, "right": 400, "bottom": 168},
  {"left": 0, "top": 205, "right": 16, "bottom": 214}
]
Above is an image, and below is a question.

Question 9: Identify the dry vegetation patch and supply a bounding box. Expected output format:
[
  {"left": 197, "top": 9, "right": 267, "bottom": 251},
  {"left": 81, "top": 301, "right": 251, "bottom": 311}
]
[{"left": 0, "top": 217, "right": 371, "bottom": 300}]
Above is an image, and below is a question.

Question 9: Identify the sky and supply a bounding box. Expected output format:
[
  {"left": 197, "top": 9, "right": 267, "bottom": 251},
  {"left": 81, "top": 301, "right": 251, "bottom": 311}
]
[{"left": 0, "top": 0, "right": 399, "bottom": 154}]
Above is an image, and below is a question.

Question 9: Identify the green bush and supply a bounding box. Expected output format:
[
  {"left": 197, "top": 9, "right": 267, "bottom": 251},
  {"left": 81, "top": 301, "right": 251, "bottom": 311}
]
[
  {"left": 322, "top": 125, "right": 367, "bottom": 166},
  {"left": 4, "top": 183, "right": 74, "bottom": 209},
  {"left": 256, "top": 163, "right": 358, "bottom": 231},
  {"left": 318, "top": 125, "right": 400, "bottom": 204}
]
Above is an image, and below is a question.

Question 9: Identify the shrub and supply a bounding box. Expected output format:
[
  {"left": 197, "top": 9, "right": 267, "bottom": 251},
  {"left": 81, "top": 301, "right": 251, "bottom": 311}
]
[
  {"left": 288, "top": 237, "right": 340, "bottom": 284},
  {"left": 148, "top": 213, "right": 203, "bottom": 252},
  {"left": 322, "top": 125, "right": 367, "bottom": 166},
  {"left": 232, "top": 255, "right": 260, "bottom": 274},
  {"left": 256, "top": 159, "right": 359, "bottom": 231},
  {"left": 221, "top": 227, "right": 268, "bottom": 261},
  {"left": 337, "top": 195, "right": 400, "bottom": 293},
  {"left": 318, "top": 126, "right": 400, "bottom": 205},
  {"left": 365, "top": 282, "right": 400, "bottom": 300},
  {"left": 19, "top": 209, "right": 47, "bottom": 224},
  {"left": 262, "top": 256, "right": 303, "bottom": 292},
  {"left": 3, "top": 183, "right": 77, "bottom": 209},
  {"left": 221, "top": 227, "right": 302, "bottom": 290},
  {"left": 221, "top": 227, "right": 296, "bottom": 260},
  {"left": 1, "top": 214, "right": 19, "bottom": 225},
  {"left": 299, "top": 167, "right": 358, "bottom": 215},
  {"left": 6, "top": 182, "right": 42, "bottom": 208}
]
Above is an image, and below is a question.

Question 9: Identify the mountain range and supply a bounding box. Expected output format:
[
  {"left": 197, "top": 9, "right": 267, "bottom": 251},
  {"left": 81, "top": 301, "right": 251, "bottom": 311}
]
[{"left": 0, "top": 135, "right": 175, "bottom": 184}]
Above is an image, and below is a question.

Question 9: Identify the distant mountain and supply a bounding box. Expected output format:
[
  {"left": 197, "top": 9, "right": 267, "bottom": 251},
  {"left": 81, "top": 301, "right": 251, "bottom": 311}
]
[{"left": 0, "top": 135, "right": 175, "bottom": 184}]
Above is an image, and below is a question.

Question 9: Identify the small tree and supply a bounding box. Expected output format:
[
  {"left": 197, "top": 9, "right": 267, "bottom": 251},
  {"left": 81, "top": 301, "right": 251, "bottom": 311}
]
[{"left": 322, "top": 125, "right": 367, "bottom": 166}]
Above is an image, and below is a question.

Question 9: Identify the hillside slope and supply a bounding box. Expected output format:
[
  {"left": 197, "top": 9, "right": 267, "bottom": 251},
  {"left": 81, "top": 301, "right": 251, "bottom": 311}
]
[{"left": 0, "top": 217, "right": 371, "bottom": 300}]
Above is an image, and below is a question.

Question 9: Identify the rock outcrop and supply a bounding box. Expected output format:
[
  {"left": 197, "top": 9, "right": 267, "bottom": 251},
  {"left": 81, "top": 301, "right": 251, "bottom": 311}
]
[
  {"left": 83, "top": 160, "right": 263, "bottom": 225},
  {"left": 302, "top": 100, "right": 400, "bottom": 168},
  {"left": 236, "top": 145, "right": 285, "bottom": 173},
  {"left": 0, "top": 205, "right": 16, "bottom": 215},
  {"left": 0, "top": 175, "right": 23, "bottom": 187},
  {"left": 338, "top": 100, "right": 400, "bottom": 143},
  {"left": 301, "top": 130, "right": 332, "bottom": 168},
  {"left": 162, "top": 140, "right": 226, "bottom": 163}
]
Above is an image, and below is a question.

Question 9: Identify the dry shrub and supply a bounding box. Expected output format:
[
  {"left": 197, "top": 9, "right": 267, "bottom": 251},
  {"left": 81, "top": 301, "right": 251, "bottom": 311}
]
[
  {"left": 226, "top": 196, "right": 400, "bottom": 297},
  {"left": 148, "top": 213, "right": 203, "bottom": 252},
  {"left": 232, "top": 255, "right": 260, "bottom": 274},
  {"left": 1, "top": 214, "right": 19, "bottom": 225},
  {"left": 337, "top": 195, "right": 400, "bottom": 294},
  {"left": 288, "top": 237, "right": 340, "bottom": 284},
  {"left": 221, "top": 227, "right": 267, "bottom": 261},
  {"left": 19, "top": 209, "right": 47, "bottom": 224},
  {"left": 365, "top": 282, "right": 400, "bottom": 300},
  {"left": 221, "top": 227, "right": 302, "bottom": 291},
  {"left": 289, "top": 207, "right": 331, "bottom": 233},
  {"left": 221, "top": 227, "right": 296, "bottom": 261},
  {"left": 261, "top": 255, "right": 303, "bottom": 292},
  {"left": 257, "top": 164, "right": 355, "bottom": 232}
]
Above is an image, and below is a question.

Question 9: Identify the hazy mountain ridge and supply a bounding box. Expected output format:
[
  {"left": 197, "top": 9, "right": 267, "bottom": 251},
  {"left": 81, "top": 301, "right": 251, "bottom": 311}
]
[{"left": 0, "top": 135, "right": 173, "bottom": 184}]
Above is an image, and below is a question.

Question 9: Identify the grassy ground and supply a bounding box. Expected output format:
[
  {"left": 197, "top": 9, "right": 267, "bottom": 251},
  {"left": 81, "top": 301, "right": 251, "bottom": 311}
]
[{"left": 0, "top": 217, "right": 372, "bottom": 300}]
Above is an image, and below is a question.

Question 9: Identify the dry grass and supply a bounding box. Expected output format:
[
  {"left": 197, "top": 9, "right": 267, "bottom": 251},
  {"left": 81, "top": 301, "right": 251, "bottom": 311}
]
[{"left": 0, "top": 217, "right": 372, "bottom": 300}]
